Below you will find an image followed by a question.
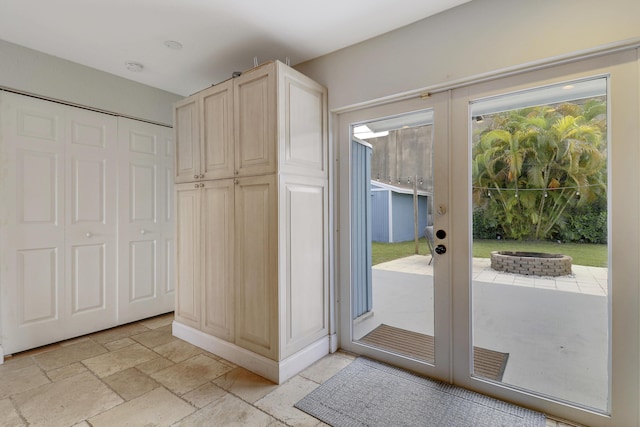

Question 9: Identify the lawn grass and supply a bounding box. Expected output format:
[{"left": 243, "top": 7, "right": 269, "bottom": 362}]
[
  {"left": 372, "top": 238, "right": 431, "bottom": 266},
  {"left": 473, "top": 239, "right": 607, "bottom": 267},
  {"left": 371, "top": 238, "right": 607, "bottom": 267}
]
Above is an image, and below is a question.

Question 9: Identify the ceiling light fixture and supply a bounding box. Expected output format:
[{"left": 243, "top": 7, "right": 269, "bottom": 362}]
[
  {"left": 164, "top": 40, "right": 183, "bottom": 50},
  {"left": 125, "top": 61, "right": 144, "bottom": 72}
]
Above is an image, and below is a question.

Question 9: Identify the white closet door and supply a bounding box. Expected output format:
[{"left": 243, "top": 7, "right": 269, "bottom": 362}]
[
  {"left": 0, "top": 92, "right": 67, "bottom": 354},
  {"left": 117, "top": 118, "right": 174, "bottom": 323},
  {"left": 65, "top": 108, "right": 118, "bottom": 336}
]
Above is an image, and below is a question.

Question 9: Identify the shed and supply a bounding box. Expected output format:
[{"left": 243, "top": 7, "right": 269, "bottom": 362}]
[{"left": 371, "top": 181, "right": 431, "bottom": 243}]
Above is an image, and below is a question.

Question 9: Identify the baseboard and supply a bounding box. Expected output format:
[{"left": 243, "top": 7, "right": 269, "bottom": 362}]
[
  {"left": 329, "top": 333, "right": 339, "bottom": 353},
  {"left": 172, "top": 321, "right": 329, "bottom": 384}
]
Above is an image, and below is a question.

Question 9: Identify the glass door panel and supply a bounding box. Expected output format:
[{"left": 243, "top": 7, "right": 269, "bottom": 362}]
[
  {"left": 338, "top": 92, "right": 450, "bottom": 381},
  {"left": 351, "top": 110, "right": 436, "bottom": 363},
  {"left": 469, "top": 77, "right": 610, "bottom": 411}
]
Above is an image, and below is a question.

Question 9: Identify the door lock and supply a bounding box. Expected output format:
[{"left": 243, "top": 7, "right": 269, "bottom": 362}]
[{"left": 435, "top": 244, "right": 447, "bottom": 255}]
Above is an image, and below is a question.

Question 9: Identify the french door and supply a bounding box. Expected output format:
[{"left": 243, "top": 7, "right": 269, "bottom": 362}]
[
  {"left": 337, "top": 91, "right": 452, "bottom": 381},
  {"left": 337, "top": 50, "right": 639, "bottom": 426}
]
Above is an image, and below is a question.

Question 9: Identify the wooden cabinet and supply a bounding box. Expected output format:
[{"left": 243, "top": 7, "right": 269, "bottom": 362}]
[
  {"left": 173, "top": 61, "right": 329, "bottom": 383},
  {"left": 175, "top": 179, "right": 235, "bottom": 342}
]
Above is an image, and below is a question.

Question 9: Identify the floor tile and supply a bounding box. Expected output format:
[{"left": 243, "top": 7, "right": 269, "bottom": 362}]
[
  {"left": 82, "top": 343, "right": 158, "bottom": 377},
  {"left": 182, "top": 382, "right": 228, "bottom": 408},
  {"left": 212, "top": 367, "right": 279, "bottom": 403},
  {"left": 88, "top": 387, "right": 194, "bottom": 427},
  {"left": 90, "top": 323, "right": 150, "bottom": 344},
  {"left": 151, "top": 354, "right": 234, "bottom": 395},
  {"left": 103, "top": 337, "right": 136, "bottom": 351},
  {"left": 255, "top": 376, "right": 321, "bottom": 427},
  {"left": 33, "top": 339, "right": 107, "bottom": 371},
  {"left": 298, "top": 353, "right": 355, "bottom": 384},
  {"left": 0, "top": 356, "right": 35, "bottom": 374},
  {"left": 153, "top": 339, "right": 203, "bottom": 363},
  {"left": 102, "top": 367, "right": 161, "bottom": 401},
  {"left": 139, "top": 313, "right": 175, "bottom": 329},
  {"left": 46, "top": 362, "right": 88, "bottom": 382},
  {"left": 0, "top": 397, "right": 25, "bottom": 427},
  {"left": 0, "top": 365, "right": 50, "bottom": 400},
  {"left": 130, "top": 327, "right": 177, "bottom": 349},
  {"left": 172, "top": 393, "right": 285, "bottom": 427},
  {"left": 136, "top": 356, "right": 175, "bottom": 375},
  {"left": 12, "top": 371, "right": 123, "bottom": 427}
]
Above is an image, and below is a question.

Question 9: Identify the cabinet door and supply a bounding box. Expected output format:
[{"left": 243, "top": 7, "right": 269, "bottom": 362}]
[
  {"left": 201, "top": 81, "right": 234, "bottom": 179},
  {"left": 64, "top": 108, "right": 118, "bottom": 337},
  {"left": 174, "top": 96, "right": 200, "bottom": 183},
  {"left": 279, "top": 175, "right": 329, "bottom": 358},
  {"left": 201, "top": 180, "right": 234, "bottom": 341},
  {"left": 277, "top": 62, "right": 328, "bottom": 179},
  {"left": 0, "top": 92, "right": 67, "bottom": 354},
  {"left": 117, "top": 118, "right": 175, "bottom": 324},
  {"left": 175, "top": 183, "right": 201, "bottom": 329},
  {"left": 234, "top": 63, "right": 276, "bottom": 177},
  {"left": 234, "top": 175, "right": 278, "bottom": 359}
]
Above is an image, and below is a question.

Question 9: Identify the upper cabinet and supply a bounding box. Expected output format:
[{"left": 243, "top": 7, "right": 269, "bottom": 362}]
[
  {"left": 174, "top": 61, "right": 327, "bottom": 183},
  {"left": 174, "top": 96, "right": 200, "bottom": 183}
]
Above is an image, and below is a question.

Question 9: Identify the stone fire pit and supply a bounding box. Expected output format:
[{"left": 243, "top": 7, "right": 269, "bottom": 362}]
[{"left": 490, "top": 251, "right": 572, "bottom": 277}]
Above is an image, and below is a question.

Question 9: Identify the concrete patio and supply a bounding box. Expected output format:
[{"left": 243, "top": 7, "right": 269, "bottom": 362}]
[{"left": 356, "top": 255, "right": 610, "bottom": 412}]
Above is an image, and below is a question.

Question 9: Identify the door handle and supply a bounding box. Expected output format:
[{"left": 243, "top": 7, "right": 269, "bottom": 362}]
[{"left": 435, "top": 244, "right": 446, "bottom": 255}]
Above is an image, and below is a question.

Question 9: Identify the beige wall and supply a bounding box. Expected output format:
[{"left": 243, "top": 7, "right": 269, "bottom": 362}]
[
  {"left": 0, "top": 39, "right": 181, "bottom": 125},
  {"left": 296, "top": 0, "right": 640, "bottom": 110}
]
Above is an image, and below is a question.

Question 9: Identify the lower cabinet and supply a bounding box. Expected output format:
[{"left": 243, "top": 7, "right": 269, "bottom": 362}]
[
  {"left": 175, "top": 179, "right": 236, "bottom": 342},
  {"left": 174, "top": 174, "right": 329, "bottom": 383}
]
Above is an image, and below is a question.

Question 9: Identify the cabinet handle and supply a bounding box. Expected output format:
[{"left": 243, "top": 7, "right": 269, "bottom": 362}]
[
  {"left": 140, "top": 229, "right": 146, "bottom": 235},
  {"left": 85, "top": 232, "right": 92, "bottom": 238},
  {"left": 194, "top": 183, "right": 199, "bottom": 188},
  {"left": 200, "top": 183, "right": 205, "bottom": 188},
  {"left": 199, "top": 174, "right": 205, "bottom": 178},
  {"left": 234, "top": 170, "right": 239, "bottom": 175},
  {"left": 194, "top": 174, "right": 198, "bottom": 179},
  {"left": 234, "top": 179, "right": 238, "bottom": 185}
]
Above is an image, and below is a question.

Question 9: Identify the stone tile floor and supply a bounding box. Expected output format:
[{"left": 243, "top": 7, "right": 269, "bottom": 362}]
[{"left": 0, "top": 312, "right": 581, "bottom": 426}]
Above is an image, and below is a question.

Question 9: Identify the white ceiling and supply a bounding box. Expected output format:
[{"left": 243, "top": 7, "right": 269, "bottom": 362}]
[{"left": 0, "top": 0, "right": 470, "bottom": 96}]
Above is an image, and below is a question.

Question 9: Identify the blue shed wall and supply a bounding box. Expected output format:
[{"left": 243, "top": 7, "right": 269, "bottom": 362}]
[
  {"left": 371, "top": 190, "right": 389, "bottom": 242},
  {"left": 390, "top": 193, "right": 429, "bottom": 243},
  {"left": 351, "top": 141, "right": 373, "bottom": 318}
]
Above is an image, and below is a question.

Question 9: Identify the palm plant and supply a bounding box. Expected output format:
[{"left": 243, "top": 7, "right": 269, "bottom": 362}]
[{"left": 472, "top": 100, "right": 606, "bottom": 241}]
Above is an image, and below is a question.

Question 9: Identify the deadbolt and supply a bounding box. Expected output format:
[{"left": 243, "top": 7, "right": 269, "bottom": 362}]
[{"left": 436, "top": 229, "right": 446, "bottom": 239}]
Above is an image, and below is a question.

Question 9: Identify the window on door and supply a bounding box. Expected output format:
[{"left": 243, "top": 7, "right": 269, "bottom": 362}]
[{"left": 469, "top": 77, "right": 610, "bottom": 412}]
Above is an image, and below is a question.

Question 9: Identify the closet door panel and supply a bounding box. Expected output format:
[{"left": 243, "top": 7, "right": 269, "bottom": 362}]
[
  {"left": 0, "top": 93, "right": 66, "bottom": 353},
  {"left": 65, "top": 108, "right": 117, "bottom": 335},
  {"left": 118, "top": 118, "right": 174, "bottom": 323}
]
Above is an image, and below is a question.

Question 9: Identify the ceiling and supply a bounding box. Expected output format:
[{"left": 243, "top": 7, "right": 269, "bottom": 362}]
[{"left": 0, "top": 0, "right": 470, "bottom": 96}]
